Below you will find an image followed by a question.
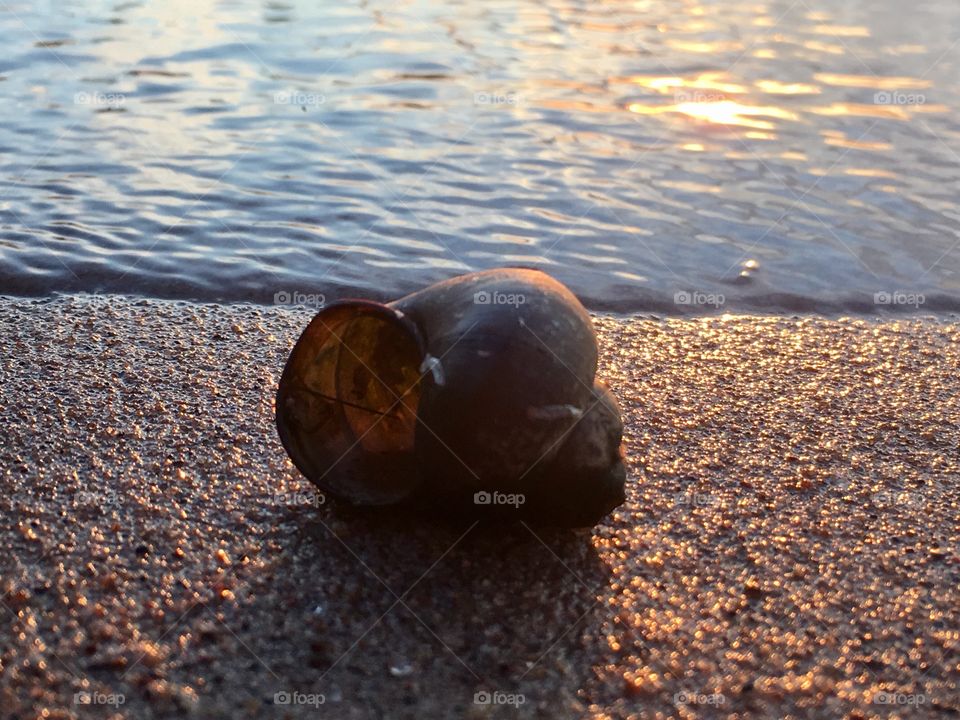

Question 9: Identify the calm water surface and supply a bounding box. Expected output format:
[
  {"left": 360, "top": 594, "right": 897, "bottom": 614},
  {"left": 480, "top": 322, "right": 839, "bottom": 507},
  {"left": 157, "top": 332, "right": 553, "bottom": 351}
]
[{"left": 1, "top": 0, "right": 958, "bottom": 311}]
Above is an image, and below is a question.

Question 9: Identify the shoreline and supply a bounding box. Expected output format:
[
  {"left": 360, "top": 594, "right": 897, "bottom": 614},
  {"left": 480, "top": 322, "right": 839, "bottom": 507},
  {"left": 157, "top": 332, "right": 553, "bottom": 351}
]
[
  {"left": 4, "top": 289, "right": 960, "bottom": 319},
  {"left": 1, "top": 296, "right": 957, "bottom": 719}
]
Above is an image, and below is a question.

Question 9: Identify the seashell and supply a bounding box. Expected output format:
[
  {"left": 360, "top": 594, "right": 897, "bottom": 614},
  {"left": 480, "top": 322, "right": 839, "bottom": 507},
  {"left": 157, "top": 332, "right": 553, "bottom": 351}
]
[{"left": 275, "top": 268, "right": 626, "bottom": 527}]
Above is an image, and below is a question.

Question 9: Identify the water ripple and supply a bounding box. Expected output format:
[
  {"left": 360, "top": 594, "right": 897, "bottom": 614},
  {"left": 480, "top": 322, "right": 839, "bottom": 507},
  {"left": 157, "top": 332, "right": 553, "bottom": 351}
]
[{"left": 0, "top": 0, "right": 958, "bottom": 312}]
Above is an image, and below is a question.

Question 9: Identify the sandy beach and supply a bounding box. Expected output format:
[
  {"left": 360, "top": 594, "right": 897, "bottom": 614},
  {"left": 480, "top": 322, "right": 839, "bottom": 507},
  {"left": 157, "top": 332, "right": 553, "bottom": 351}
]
[{"left": 1, "top": 296, "right": 957, "bottom": 719}]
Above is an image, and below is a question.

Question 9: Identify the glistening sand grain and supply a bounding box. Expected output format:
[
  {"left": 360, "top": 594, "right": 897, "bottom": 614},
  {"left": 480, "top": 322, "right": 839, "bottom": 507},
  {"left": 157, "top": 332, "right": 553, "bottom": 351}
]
[{"left": 0, "top": 298, "right": 957, "bottom": 719}]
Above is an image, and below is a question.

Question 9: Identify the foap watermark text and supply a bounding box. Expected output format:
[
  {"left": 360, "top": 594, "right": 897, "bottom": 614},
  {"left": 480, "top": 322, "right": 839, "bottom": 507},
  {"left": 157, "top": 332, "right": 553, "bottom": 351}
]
[
  {"left": 874, "top": 691, "right": 926, "bottom": 706},
  {"left": 874, "top": 291, "right": 925, "bottom": 307},
  {"left": 474, "top": 690, "right": 525, "bottom": 707},
  {"left": 74, "top": 691, "right": 125, "bottom": 706},
  {"left": 274, "top": 691, "right": 325, "bottom": 707},
  {"left": 674, "top": 90, "right": 727, "bottom": 104},
  {"left": 474, "top": 290, "right": 525, "bottom": 307},
  {"left": 75, "top": 91, "right": 125, "bottom": 108},
  {"left": 872, "top": 490, "right": 923, "bottom": 508},
  {"left": 274, "top": 290, "right": 326, "bottom": 309},
  {"left": 474, "top": 91, "right": 520, "bottom": 106},
  {"left": 265, "top": 490, "right": 325, "bottom": 508},
  {"left": 675, "top": 290, "right": 725, "bottom": 308},
  {"left": 674, "top": 492, "right": 720, "bottom": 508},
  {"left": 675, "top": 690, "right": 726, "bottom": 706},
  {"left": 874, "top": 91, "right": 926, "bottom": 106},
  {"left": 274, "top": 90, "right": 325, "bottom": 106},
  {"left": 474, "top": 491, "right": 525, "bottom": 508}
]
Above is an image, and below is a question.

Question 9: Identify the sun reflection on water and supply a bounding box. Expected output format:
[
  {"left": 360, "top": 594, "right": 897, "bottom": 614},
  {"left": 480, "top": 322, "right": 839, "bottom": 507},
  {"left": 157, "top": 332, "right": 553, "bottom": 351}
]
[
  {"left": 629, "top": 100, "right": 799, "bottom": 131},
  {"left": 615, "top": 22, "right": 948, "bottom": 151}
]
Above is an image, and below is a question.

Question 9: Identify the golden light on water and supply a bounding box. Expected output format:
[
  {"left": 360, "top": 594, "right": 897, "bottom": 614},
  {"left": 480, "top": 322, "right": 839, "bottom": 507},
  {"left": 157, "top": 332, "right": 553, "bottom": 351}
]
[
  {"left": 802, "top": 40, "right": 845, "bottom": 55},
  {"left": 666, "top": 39, "right": 745, "bottom": 53},
  {"left": 617, "top": 50, "right": 947, "bottom": 146},
  {"left": 813, "top": 73, "right": 933, "bottom": 89},
  {"left": 812, "top": 103, "right": 915, "bottom": 120},
  {"left": 673, "top": 101, "right": 798, "bottom": 130},
  {"left": 744, "top": 130, "right": 777, "bottom": 140},
  {"left": 621, "top": 72, "right": 747, "bottom": 95},
  {"left": 822, "top": 133, "right": 892, "bottom": 151},
  {"left": 754, "top": 80, "right": 820, "bottom": 95},
  {"left": 624, "top": 92, "right": 946, "bottom": 135},
  {"left": 628, "top": 100, "right": 799, "bottom": 131},
  {"left": 844, "top": 168, "right": 899, "bottom": 179},
  {"left": 807, "top": 24, "right": 871, "bottom": 37}
]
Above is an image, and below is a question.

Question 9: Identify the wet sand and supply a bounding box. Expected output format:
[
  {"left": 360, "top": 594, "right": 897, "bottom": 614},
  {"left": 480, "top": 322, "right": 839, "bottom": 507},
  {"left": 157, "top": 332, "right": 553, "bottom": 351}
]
[{"left": 0, "top": 297, "right": 957, "bottom": 719}]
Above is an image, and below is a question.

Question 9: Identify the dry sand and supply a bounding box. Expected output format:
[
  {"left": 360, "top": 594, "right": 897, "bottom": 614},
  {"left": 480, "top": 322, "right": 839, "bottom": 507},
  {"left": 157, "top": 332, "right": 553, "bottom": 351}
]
[{"left": 0, "top": 296, "right": 957, "bottom": 719}]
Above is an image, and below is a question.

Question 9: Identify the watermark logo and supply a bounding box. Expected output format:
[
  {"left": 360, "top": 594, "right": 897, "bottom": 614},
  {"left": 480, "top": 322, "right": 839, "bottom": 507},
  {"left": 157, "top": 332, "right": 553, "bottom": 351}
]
[
  {"left": 74, "top": 91, "right": 125, "bottom": 108},
  {"left": 873, "top": 91, "right": 926, "bottom": 106},
  {"left": 75, "top": 489, "right": 121, "bottom": 507},
  {"left": 674, "top": 492, "right": 719, "bottom": 508},
  {"left": 274, "top": 90, "right": 326, "bottom": 106},
  {"left": 674, "top": 691, "right": 726, "bottom": 705},
  {"left": 474, "top": 690, "right": 525, "bottom": 707},
  {"left": 265, "top": 490, "right": 325, "bottom": 508},
  {"left": 874, "top": 691, "right": 926, "bottom": 705},
  {"left": 873, "top": 291, "right": 925, "bottom": 307},
  {"left": 674, "top": 290, "right": 725, "bottom": 308},
  {"left": 74, "top": 691, "right": 125, "bottom": 706},
  {"left": 473, "top": 290, "right": 525, "bottom": 307},
  {"left": 872, "top": 490, "right": 922, "bottom": 508},
  {"left": 273, "top": 691, "right": 326, "bottom": 707},
  {"left": 674, "top": 90, "right": 726, "bottom": 104},
  {"left": 474, "top": 491, "right": 525, "bottom": 508},
  {"left": 274, "top": 290, "right": 326, "bottom": 309},
  {"left": 474, "top": 91, "right": 520, "bottom": 107}
]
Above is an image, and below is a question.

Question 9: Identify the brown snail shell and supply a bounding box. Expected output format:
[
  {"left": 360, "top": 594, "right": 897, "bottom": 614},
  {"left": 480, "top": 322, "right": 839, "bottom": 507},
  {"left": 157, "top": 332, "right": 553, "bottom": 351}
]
[{"left": 275, "top": 268, "right": 626, "bottom": 527}]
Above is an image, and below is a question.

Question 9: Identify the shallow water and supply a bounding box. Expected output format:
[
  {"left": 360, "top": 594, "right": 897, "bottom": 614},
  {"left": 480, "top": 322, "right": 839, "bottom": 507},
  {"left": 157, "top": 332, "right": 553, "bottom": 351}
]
[{"left": 0, "top": 0, "right": 958, "bottom": 311}]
